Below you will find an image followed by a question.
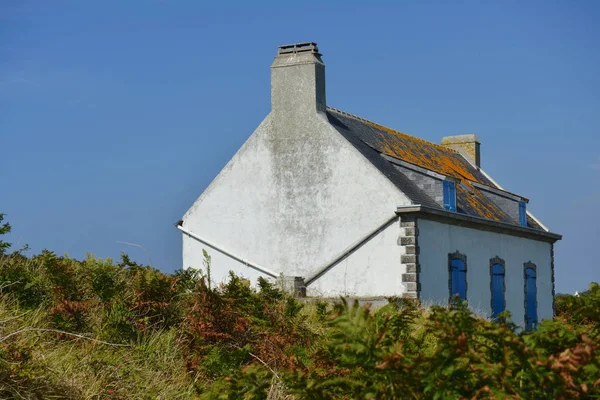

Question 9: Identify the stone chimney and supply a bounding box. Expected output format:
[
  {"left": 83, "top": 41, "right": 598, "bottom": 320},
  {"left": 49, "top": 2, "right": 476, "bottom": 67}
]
[
  {"left": 441, "top": 134, "right": 481, "bottom": 168},
  {"left": 271, "top": 42, "right": 326, "bottom": 115}
]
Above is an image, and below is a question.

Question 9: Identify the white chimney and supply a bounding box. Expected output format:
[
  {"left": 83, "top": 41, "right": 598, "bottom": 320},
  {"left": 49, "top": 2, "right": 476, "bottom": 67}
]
[{"left": 271, "top": 42, "right": 326, "bottom": 115}]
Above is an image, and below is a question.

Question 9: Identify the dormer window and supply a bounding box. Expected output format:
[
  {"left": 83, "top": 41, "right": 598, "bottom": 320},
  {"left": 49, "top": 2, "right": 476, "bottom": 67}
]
[
  {"left": 518, "top": 201, "right": 527, "bottom": 227},
  {"left": 443, "top": 180, "right": 456, "bottom": 212}
]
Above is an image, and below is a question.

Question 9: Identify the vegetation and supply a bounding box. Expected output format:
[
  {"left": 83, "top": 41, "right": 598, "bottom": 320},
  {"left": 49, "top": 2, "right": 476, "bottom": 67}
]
[{"left": 0, "top": 216, "right": 598, "bottom": 399}]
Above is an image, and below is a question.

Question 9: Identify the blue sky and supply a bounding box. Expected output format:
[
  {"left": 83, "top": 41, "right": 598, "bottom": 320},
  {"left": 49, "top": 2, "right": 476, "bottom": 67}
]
[{"left": 1, "top": 0, "right": 598, "bottom": 294}]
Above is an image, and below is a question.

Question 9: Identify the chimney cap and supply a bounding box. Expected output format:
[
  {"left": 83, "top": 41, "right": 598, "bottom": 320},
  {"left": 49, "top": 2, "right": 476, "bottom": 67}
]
[{"left": 278, "top": 42, "right": 320, "bottom": 55}]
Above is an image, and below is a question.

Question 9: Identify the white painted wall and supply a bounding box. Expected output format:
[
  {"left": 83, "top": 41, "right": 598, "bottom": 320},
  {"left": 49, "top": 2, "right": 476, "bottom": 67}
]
[
  {"left": 418, "top": 218, "right": 553, "bottom": 327},
  {"left": 306, "top": 218, "right": 406, "bottom": 297},
  {"left": 181, "top": 111, "right": 411, "bottom": 296},
  {"left": 183, "top": 215, "right": 407, "bottom": 298}
]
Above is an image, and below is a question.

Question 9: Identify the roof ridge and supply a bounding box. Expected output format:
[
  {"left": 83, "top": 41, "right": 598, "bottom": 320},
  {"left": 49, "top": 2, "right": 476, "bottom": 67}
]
[{"left": 326, "top": 106, "right": 459, "bottom": 154}]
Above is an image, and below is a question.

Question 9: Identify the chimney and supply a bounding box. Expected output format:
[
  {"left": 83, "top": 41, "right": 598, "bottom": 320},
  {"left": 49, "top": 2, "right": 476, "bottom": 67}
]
[
  {"left": 271, "top": 42, "right": 326, "bottom": 115},
  {"left": 441, "top": 134, "right": 481, "bottom": 168}
]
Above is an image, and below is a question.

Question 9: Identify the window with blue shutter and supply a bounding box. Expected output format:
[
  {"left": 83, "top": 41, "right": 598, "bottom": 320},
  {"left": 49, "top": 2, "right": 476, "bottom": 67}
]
[
  {"left": 443, "top": 180, "right": 456, "bottom": 212},
  {"left": 524, "top": 263, "right": 538, "bottom": 331},
  {"left": 490, "top": 260, "right": 505, "bottom": 319},
  {"left": 449, "top": 253, "right": 467, "bottom": 301},
  {"left": 518, "top": 201, "right": 527, "bottom": 226}
]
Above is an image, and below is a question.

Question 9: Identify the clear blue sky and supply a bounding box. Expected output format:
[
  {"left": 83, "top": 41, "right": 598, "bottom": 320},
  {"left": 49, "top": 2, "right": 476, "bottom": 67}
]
[{"left": 1, "top": 0, "right": 598, "bottom": 294}]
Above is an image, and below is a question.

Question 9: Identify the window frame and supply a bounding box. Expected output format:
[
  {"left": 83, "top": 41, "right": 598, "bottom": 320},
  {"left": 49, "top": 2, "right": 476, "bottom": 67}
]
[
  {"left": 448, "top": 251, "right": 467, "bottom": 302},
  {"left": 489, "top": 256, "right": 506, "bottom": 320}
]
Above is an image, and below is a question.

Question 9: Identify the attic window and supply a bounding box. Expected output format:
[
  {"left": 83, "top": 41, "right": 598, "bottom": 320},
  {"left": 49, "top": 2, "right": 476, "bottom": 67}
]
[
  {"left": 443, "top": 180, "right": 456, "bottom": 212},
  {"left": 518, "top": 201, "right": 527, "bottom": 227}
]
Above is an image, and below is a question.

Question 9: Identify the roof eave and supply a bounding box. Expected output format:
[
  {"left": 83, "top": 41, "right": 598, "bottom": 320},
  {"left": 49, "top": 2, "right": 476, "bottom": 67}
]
[{"left": 396, "top": 205, "right": 562, "bottom": 243}]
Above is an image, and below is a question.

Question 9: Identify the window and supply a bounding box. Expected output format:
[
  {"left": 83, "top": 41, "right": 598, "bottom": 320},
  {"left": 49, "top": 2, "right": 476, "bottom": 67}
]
[
  {"left": 518, "top": 201, "right": 527, "bottom": 227},
  {"left": 443, "top": 180, "right": 457, "bottom": 212},
  {"left": 448, "top": 252, "right": 467, "bottom": 300},
  {"left": 490, "top": 257, "right": 506, "bottom": 319},
  {"left": 524, "top": 262, "right": 538, "bottom": 331}
]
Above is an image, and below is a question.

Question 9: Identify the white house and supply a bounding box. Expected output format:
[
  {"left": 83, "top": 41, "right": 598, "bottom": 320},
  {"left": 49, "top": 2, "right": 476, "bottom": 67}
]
[{"left": 178, "top": 42, "right": 561, "bottom": 329}]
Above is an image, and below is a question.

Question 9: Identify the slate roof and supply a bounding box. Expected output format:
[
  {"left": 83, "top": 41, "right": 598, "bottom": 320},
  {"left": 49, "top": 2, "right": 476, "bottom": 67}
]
[{"left": 326, "top": 107, "right": 544, "bottom": 230}]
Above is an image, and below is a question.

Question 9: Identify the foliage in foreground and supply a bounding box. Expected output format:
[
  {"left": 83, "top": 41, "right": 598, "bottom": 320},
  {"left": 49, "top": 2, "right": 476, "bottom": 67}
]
[{"left": 0, "top": 218, "right": 598, "bottom": 399}]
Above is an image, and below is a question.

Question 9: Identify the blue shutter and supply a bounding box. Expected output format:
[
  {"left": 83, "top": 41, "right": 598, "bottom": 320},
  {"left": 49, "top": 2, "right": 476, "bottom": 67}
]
[
  {"left": 443, "top": 180, "right": 456, "bottom": 212},
  {"left": 519, "top": 201, "right": 527, "bottom": 226},
  {"left": 525, "top": 267, "right": 537, "bottom": 330},
  {"left": 450, "top": 258, "right": 466, "bottom": 299},
  {"left": 443, "top": 181, "right": 450, "bottom": 209},
  {"left": 491, "top": 264, "right": 505, "bottom": 319}
]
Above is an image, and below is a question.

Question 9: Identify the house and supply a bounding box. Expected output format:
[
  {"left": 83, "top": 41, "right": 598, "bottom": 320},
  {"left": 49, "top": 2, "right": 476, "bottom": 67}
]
[{"left": 178, "top": 42, "right": 561, "bottom": 329}]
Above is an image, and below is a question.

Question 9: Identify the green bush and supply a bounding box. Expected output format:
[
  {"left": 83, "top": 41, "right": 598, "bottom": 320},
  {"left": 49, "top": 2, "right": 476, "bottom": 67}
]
[{"left": 0, "top": 214, "right": 598, "bottom": 399}]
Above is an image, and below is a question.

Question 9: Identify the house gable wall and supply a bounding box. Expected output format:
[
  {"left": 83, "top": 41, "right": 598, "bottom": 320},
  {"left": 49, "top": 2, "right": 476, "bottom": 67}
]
[{"left": 182, "top": 111, "right": 412, "bottom": 294}]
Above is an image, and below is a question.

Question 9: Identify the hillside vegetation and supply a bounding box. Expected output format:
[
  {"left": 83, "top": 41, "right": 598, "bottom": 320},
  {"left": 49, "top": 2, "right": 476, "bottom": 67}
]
[{"left": 0, "top": 214, "right": 598, "bottom": 399}]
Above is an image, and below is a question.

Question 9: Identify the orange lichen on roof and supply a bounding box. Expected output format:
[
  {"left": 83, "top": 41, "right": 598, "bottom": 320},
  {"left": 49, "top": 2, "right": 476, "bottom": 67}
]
[
  {"left": 364, "top": 120, "right": 485, "bottom": 184},
  {"left": 368, "top": 116, "right": 511, "bottom": 222},
  {"left": 457, "top": 181, "right": 510, "bottom": 222}
]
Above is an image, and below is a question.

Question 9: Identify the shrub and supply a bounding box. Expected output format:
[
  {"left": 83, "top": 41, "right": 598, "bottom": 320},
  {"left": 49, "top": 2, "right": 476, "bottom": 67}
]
[{"left": 0, "top": 213, "right": 598, "bottom": 398}]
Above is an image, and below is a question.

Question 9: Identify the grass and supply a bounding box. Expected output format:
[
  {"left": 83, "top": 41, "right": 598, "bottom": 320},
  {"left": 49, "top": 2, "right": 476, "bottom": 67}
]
[
  {"left": 0, "top": 248, "right": 598, "bottom": 399},
  {"left": 0, "top": 296, "right": 196, "bottom": 399}
]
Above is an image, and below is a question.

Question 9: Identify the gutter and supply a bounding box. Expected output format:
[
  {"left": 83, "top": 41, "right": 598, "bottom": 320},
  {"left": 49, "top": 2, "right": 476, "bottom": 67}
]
[
  {"left": 304, "top": 214, "right": 399, "bottom": 286},
  {"left": 176, "top": 223, "right": 280, "bottom": 279},
  {"left": 396, "top": 205, "right": 562, "bottom": 242}
]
